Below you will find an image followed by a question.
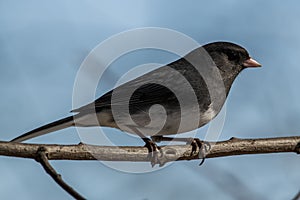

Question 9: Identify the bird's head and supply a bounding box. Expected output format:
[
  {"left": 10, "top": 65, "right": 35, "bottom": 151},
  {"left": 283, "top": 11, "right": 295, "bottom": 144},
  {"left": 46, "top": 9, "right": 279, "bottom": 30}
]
[{"left": 203, "top": 41, "right": 261, "bottom": 75}]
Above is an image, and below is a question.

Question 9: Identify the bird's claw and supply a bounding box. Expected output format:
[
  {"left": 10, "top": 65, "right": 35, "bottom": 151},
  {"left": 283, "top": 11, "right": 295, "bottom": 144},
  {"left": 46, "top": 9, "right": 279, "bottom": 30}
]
[
  {"left": 143, "top": 138, "right": 163, "bottom": 167},
  {"left": 188, "top": 138, "right": 211, "bottom": 166}
]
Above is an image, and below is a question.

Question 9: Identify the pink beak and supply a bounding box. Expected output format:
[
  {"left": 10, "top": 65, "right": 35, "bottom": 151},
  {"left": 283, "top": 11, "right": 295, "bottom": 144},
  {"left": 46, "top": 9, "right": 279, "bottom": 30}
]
[{"left": 243, "top": 57, "right": 261, "bottom": 68}]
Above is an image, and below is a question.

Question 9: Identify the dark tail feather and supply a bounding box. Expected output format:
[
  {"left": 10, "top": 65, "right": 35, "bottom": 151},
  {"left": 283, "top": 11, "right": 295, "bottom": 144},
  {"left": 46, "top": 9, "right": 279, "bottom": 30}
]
[{"left": 11, "top": 116, "right": 74, "bottom": 142}]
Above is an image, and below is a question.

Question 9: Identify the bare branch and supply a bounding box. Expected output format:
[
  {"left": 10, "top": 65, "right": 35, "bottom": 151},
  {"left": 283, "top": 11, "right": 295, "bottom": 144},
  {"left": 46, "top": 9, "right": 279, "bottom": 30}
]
[
  {"left": 1, "top": 136, "right": 300, "bottom": 163},
  {"left": 35, "top": 147, "right": 86, "bottom": 200},
  {"left": 1, "top": 136, "right": 300, "bottom": 199}
]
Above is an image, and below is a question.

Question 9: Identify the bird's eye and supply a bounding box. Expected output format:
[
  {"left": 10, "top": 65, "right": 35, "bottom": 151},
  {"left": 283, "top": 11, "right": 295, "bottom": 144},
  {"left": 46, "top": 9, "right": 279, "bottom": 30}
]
[{"left": 227, "top": 51, "right": 239, "bottom": 61}]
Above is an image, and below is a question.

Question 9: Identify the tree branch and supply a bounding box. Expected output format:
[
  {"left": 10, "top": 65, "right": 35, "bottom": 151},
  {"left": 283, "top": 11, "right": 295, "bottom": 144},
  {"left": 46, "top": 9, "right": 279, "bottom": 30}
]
[
  {"left": 36, "top": 147, "right": 86, "bottom": 200},
  {"left": 1, "top": 136, "right": 300, "bottom": 162},
  {"left": 2, "top": 136, "right": 300, "bottom": 199}
]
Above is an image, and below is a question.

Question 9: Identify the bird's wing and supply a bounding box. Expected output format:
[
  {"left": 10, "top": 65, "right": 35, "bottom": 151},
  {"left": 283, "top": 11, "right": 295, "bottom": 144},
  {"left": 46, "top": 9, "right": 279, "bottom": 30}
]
[
  {"left": 71, "top": 58, "right": 211, "bottom": 114},
  {"left": 72, "top": 81, "right": 178, "bottom": 114},
  {"left": 71, "top": 63, "right": 185, "bottom": 114}
]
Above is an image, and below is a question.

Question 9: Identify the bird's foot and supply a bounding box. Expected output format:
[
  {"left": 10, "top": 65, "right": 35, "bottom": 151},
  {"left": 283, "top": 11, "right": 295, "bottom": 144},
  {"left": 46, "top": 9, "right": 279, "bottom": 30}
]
[
  {"left": 187, "top": 138, "right": 211, "bottom": 166},
  {"left": 143, "top": 138, "right": 163, "bottom": 167},
  {"left": 151, "top": 136, "right": 210, "bottom": 166}
]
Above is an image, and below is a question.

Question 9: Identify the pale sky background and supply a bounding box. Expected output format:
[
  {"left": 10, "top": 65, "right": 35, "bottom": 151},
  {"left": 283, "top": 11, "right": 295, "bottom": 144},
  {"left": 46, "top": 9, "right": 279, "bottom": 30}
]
[{"left": 1, "top": 0, "right": 300, "bottom": 199}]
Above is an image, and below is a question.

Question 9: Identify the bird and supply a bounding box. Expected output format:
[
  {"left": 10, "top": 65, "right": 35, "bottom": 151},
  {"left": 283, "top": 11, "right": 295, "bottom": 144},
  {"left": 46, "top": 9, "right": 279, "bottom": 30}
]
[{"left": 11, "top": 41, "right": 261, "bottom": 166}]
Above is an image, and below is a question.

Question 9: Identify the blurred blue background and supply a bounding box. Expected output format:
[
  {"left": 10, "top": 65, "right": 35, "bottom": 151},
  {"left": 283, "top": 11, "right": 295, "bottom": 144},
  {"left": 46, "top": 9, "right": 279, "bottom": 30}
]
[{"left": 1, "top": 0, "right": 300, "bottom": 199}]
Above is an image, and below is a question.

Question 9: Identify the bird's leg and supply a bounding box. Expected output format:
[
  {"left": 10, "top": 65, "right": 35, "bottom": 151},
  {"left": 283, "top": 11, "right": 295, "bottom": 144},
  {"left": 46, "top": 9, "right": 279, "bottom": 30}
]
[
  {"left": 141, "top": 137, "right": 162, "bottom": 167},
  {"left": 151, "top": 136, "right": 211, "bottom": 166},
  {"left": 128, "top": 126, "right": 162, "bottom": 167}
]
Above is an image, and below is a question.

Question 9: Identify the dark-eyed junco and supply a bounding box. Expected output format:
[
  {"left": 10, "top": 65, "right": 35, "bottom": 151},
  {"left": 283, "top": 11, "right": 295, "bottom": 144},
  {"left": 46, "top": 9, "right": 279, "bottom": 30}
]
[{"left": 11, "top": 41, "right": 261, "bottom": 165}]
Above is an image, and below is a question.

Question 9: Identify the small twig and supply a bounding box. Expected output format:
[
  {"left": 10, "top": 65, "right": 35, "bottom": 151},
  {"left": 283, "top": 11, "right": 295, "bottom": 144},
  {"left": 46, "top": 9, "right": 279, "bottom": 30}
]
[{"left": 36, "top": 147, "right": 86, "bottom": 200}]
